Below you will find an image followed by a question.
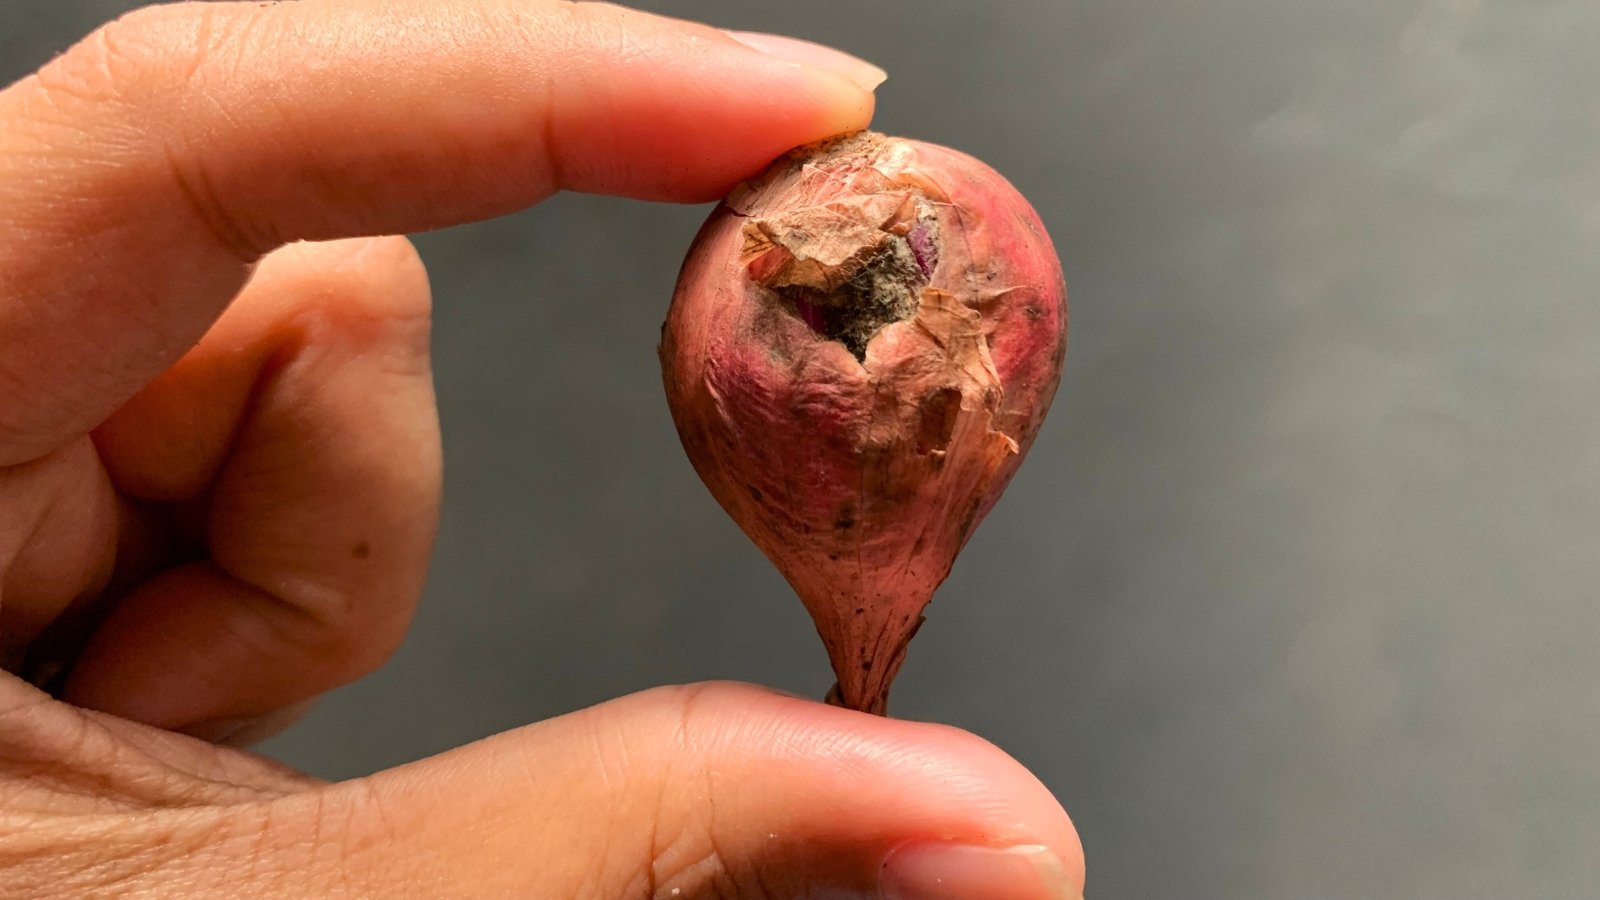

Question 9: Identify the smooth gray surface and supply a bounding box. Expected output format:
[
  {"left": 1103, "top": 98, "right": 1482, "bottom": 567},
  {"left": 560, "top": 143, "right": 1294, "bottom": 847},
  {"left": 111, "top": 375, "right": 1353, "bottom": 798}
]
[{"left": 6, "top": 2, "right": 1600, "bottom": 897}]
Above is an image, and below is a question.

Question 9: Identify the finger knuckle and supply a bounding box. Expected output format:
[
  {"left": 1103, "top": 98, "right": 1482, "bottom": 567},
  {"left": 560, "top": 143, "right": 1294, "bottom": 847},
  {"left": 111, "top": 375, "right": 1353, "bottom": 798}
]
[
  {"left": 339, "top": 236, "right": 433, "bottom": 323},
  {"left": 275, "top": 236, "right": 433, "bottom": 349},
  {"left": 26, "top": 4, "right": 280, "bottom": 259},
  {"left": 257, "top": 578, "right": 410, "bottom": 683},
  {"left": 625, "top": 684, "right": 780, "bottom": 899}
]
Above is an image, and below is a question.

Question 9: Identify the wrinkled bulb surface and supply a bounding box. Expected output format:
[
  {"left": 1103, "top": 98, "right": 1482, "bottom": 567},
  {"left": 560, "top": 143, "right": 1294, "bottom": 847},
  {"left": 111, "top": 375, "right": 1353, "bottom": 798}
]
[{"left": 660, "top": 132, "right": 1067, "bottom": 714}]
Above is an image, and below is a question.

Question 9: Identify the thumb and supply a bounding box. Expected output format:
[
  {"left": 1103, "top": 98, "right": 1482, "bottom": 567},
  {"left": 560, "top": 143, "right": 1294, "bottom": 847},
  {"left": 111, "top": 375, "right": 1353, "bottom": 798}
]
[{"left": 321, "top": 683, "right": 1085, "bottom": 899}]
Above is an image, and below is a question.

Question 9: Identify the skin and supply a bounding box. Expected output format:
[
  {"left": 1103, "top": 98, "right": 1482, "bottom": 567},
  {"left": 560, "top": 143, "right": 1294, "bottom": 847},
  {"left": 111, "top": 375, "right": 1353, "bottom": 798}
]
[{"left": 0, "top": 1, "right": 1085, "bottom": 897}]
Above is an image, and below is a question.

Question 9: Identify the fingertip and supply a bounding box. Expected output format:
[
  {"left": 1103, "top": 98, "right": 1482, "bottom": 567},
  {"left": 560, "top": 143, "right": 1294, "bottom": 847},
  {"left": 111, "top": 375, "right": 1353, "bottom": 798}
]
[
  {"left": 601, "top": 682, "right": 1086, "bottom": 888},
  {"left": 537, "top": 2, "right": 880, "bottom": 199},
  {"left": 699, "top": 683, "right": 1083, "bottom": 865},
  {"left": 252, "top": 237, "right": 432, "bottom": 326},
  {"left": 708, "top": 29, "right": 883, "bottom": 157}
]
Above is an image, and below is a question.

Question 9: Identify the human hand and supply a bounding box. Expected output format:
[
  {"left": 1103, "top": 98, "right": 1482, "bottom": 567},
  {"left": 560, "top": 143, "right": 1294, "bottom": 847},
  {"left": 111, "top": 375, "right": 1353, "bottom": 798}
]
[{"left": 0, "top": 1, "right": 1084, "bottom": 896}]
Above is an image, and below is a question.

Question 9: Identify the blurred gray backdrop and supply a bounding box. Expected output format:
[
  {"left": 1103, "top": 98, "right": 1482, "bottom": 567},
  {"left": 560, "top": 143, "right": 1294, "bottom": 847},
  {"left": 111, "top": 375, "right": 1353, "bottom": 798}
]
[{"left": 6, "top": 1, "right": 1600, "bottom": 897}]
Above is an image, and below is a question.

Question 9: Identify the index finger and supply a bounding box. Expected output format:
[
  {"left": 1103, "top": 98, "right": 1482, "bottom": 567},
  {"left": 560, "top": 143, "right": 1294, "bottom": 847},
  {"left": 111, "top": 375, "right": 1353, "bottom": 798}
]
[{"left": 0, "top": 0, "right": 881, "bottom": 466}]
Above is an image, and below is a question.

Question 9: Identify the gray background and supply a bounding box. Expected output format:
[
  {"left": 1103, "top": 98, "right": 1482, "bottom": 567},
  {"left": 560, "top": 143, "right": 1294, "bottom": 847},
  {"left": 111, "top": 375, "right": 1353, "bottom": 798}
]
[{"left": 5, "top": 1, "right": 1599, "bottom": 897}]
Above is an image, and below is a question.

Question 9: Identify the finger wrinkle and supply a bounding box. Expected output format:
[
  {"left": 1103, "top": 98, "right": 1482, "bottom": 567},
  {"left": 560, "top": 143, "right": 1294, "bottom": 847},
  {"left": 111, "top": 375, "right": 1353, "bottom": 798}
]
[
  {"left": 220, "top": 565, "right": 356, "bottom": 654},
  {"left": 24, "top": 4, "right": 279, "bottom": 261},
  {"left": 503, "top": 0, "right": 575, "bottom": 195},
  {"left": 651, "top": 684, "right": 775, "bottom": 899},
  {"left": 165, "top": 138, "right": 268, "bottom": 262},
  {"left": 0, "top": 807, "right": 211, "bottom": 896},
  {"left": 162, "top": 9, "right": 288, "bottom": 261},
  {"left": 0, "top": 693, "right": 178, "bottom": 813}
]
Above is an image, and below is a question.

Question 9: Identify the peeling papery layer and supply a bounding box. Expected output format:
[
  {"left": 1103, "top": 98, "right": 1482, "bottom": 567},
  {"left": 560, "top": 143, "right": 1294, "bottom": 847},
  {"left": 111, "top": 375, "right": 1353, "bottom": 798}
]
[{"left": 742, "top": 188, "right": 936, "bottom": 361}]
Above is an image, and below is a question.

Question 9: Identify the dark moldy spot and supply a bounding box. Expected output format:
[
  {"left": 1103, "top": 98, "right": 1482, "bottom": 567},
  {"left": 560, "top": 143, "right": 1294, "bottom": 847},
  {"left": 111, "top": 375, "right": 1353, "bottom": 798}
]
[
  {"left": 779, "top": 236, "right": 927, "bottom": 361},
  {"left": 752, "top": 202, "right": 941, "bottom": 362},
  {"left": 862, "top": 661, "right": 873, "bottom": 671},
  {"left": 828, "top": 552, "right": 841, "bottom": 561},
  {"left": 747, "top": 486, "right": 764, "bottom": 503},
  {"left": 834, "top": 505, "right": 857, "bottom": 531},
  {"left": 352, "top": 541, "right": 371, "bottom": 559},
  {"left": 855, "top": 607, "right": 865, "bottom": 615},
  {"left": 749, "top": 296, "right": 801, "bottom": 365}
]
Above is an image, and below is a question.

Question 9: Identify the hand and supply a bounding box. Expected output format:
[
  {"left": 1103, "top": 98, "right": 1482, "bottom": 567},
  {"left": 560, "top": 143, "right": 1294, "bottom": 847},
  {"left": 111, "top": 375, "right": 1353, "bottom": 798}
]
[{"left": 0, "top": 1, "right": 1084, "bottom": 896}]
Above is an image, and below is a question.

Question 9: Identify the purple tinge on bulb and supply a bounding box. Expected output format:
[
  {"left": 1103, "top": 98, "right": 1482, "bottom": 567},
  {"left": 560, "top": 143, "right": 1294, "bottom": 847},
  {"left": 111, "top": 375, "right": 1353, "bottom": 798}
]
[{"left": 907, "top": 220, "right": 939, "bottom": 279}]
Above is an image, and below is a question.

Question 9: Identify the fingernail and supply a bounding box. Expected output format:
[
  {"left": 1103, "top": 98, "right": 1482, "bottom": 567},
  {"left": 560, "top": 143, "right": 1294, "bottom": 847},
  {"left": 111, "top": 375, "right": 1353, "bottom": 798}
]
[
  {"left": 724, "top": 31, "right": 888, "bottom": 92},
  {"left": 880, "top": 842, "right": 1079, "bottom": 900}
]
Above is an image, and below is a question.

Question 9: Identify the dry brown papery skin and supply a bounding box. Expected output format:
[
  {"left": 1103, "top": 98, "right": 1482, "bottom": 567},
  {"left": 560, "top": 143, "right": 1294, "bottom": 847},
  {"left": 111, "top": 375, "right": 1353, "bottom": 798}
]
[{"left": 661, "top": 132, "right": 1067, "bottom": 714}]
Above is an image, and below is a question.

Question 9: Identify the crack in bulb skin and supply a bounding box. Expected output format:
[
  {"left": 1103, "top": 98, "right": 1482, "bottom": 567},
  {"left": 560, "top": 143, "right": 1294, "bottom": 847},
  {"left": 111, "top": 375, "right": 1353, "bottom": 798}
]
[{"left": 659, "top": 131, "right": 1067, "bottom": 715}]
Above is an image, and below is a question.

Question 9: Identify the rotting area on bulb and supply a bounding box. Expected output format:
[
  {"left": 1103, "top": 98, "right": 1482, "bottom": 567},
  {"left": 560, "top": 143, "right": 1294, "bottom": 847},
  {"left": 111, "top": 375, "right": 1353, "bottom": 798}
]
[{"left": 741, "top": 190, "right": 941, "bottom": 361}]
